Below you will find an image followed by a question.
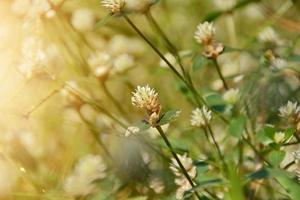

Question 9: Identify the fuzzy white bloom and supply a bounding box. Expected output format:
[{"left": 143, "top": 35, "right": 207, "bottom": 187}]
[
  {"left": 64, "top": 154, "right": 106, "bottom": 197},
  {"left": 149, "top": 177, "right": 165, "bottom": 194},
  {"left": 131, "top": 85, "right": 160, "bottom": 112},
  {"left": 112, "top": 53, "right": 135, "bottom": 74},
  {"left": 109, "top": 35, "right": 145, "bottom": 56},
  {"left": 0, "top": 159, "right": 18, "bottom": 197},
  {"left": 125, "top": 0, "right": 157, "bottom": 13},
  {"left": 274, "top": 132, "right": 285, "bottom": 143},
  {"left": 258, "top": 27, "right": 281, "bottom": 44},
  {"left": 214, "top": 0, "right": 236, "bottom": 11},
  {"left": 170, "top": 153, "right": 197, "bottom": 200},
  {"left": 71, "top": 9, "right": 95, "bottom": 32},
  {"left": 223, "top": 89, "right": 239, "bottom": 104},
  {"left": 279, "top": 101, "right": 300, "bottom": 119},
  {"left": 88, "top": 51, "right": 112, "bottom": 79},
  {"left": 125, "top": 126, "right": 140, "bottom": 137},
  {"left": 101, "top": 0, "right": 125, "bottom": 14},
  {"left": 194, "top": 22, "right": 215, "bottom": 45},
  {"left": 190, "top": 106, "right": 212, "bottom": 127}
]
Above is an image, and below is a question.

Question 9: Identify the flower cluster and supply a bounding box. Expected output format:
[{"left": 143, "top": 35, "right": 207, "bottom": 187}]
[
  {"left": 194, "top": 22, "right": 224, "bottom": 59},
  {"left": 63, "top": 154, "right": 107, "bottom": 197},
  {"left": 131, "top": 85, "right": 161, "bottom": 126},
  {"left": 170, "top": 154, "right": 197, "bottom": 199},
  {"left": 101, "top": 0, "right": 125, "bottom": 14},
  {"left": 190, "top": 106, "right": 212, "bottom": 128}
]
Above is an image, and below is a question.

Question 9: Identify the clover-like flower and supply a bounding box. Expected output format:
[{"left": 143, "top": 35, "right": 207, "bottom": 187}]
[
  {"left": 194, "top": 22, "right": 215, "bottom": 45},
  {"left": 101, "top": 0, "right": 125, "bottom": 14},
  {"left": 190, "top": 106, "right": 212, "bottom": 127}
]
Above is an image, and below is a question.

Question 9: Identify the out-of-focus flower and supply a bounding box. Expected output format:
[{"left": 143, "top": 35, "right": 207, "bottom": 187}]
[
  {"left": 170, "top": 153, "right": 197, "bottom": 200},
  {"left": 101, "top": 0, "right": 125, "bottom": 14},
  {"left": 274, "top": 131, "right": 285, "bottom": 143},
  {"left": 0, "top": 158, "right": 18, "bottom": 197},
  {"left": 131, "top": 85, "right": 161, "bottom": 126},
  {"left": 149, "top": 177, "right": 165, "bottom": 194},
  {"left": 194, "top": 22, "right": 215, "bottom": 45},
  {"left": 279, "top": 101, "right": 300, "bottom": 123},
  {"left": 112, "top": 53, "right": 135, "bottom": 74},
  {"left": 60, "top": 81, "right": 85, "bottom": 109},
  {"left": 18, "top": 36, "right": 47, "bottom": 78},
  {"left": 63, "top": 154, "right": 107, "bottom": 197},
  {"left": 88, "top": 51, "right": 112, "bottom": 80},
  {"left": 203, "top": 42, "right": 224, "bottom": 59},
  {"left": 223, "top": 89, "right": 239, "bottom": 105},
  {"left": 258, "top": 27, "right": 281, "bottom": 44},
  {"left": 109, "top": 35, "right": 145, "bottom": 56},
  {"left": 190, "top": 106, "right": 212, "bottom": 127},
  {"left": 125, "top": 126, "right": 140, "bottom": 137},
  {"left": 214, "top": 0, "right": 236, "bottom": 11},
  {"left": 125, "top": 0, "right": 157, "bottom": 13},
  {"left": 292, "top": 148, "right": 300, "bottom": 164},
  {"left": 71, "top": 9, "right": 95, "bottom": 32},
  {"left": 148, "top": 124, "right": 169, "bottom": 139}
]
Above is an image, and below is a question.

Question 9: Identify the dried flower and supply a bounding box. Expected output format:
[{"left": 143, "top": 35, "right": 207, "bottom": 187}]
[
  {"left": 101, "top": 0, "right": 125, "bottom": 14},
  {"left": 190, "top": 106, "right": 212, "bottom": 127},
  {"left": 194, "top": 22, "right": 215, "bottom": 45},
  {"left": 202, "top": 42, "right": 224, "bottom": 59},
  {"left": 223, "top": 89, "right": 239, "bottom": 105},
  {"left": 274, "top": 131, "right": 285, "bottom": 143}
]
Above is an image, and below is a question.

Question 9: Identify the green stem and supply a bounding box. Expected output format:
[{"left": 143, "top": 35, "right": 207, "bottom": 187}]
[
  {"left": 213, "top": 59, "right": 229, "bottom": 90},
  {"left": 156, "top": 126, "right": 201, "bottom": 199}
]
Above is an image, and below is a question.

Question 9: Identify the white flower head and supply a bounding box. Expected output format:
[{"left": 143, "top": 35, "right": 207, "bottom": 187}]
[
  {"left": 223, "top": 89, "right": 239, "bottom": 105},
  {"left": 125, "top": 0, "right": 157, "bottom": 13},
  {"left": 279, "top": 101, "right": 300, "bottom": 119},
  {"left": 149, "top": 177, "right": 165, "bottom": 194},
  {"left": 194, "top": 22, "right": 216, "bottom": 45},
  {"left": 190, "top": 106, "right": 212, "bottom": 127},
  {"left": 124, "top": 126, "right": 140, "bottom": 137},
  {"left": 112, "top": 53, "right": 135, "bottom": 74},
  {"left": 101, "top": 0, "right": 125, "bottom": 14},
  {"left": 214, "top": 0, "right": 236, "bottom": 11},
  {"left": 274, "top": 131, "right": 285, "bottom": 143},
  {"left": 131, "top": 85, "right": 160, "bottom": 113},
  {"left": 63, "top": 174, "right": 96, "bottom": 197}
]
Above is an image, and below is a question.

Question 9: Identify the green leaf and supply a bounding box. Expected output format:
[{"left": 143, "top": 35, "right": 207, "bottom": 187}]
[
  {"left": 192, "top": 55, "right": 209, "bottom": 71},
  {"left": 269, "top": 169, "right": 300, "bottom": 200},
  {"left": 245, "top": 168, "right": 269, "bottom": 181},
  {"left": 158, "top": 110, "right": 181, "bottom": 125},
  {"left": 228, "top": 116, "right": 246, "bottom": 138},
  {"left": 203, "top": 11, "right": 223, "bottom": 22},
  {"left": 94, "top": 14, "right": 113, "bottom": 30},
  {"left": 287, "top": 54, "right": 300, "bottom": 62},
  {"left": 204, "top": 93, "right": 226, "bottom": 112},
  {"left": 267, "top": 150, "right": 286, "bottom": 166},
  {"left": 285, "top": 128, "right": 296, "bottom": 140}
]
